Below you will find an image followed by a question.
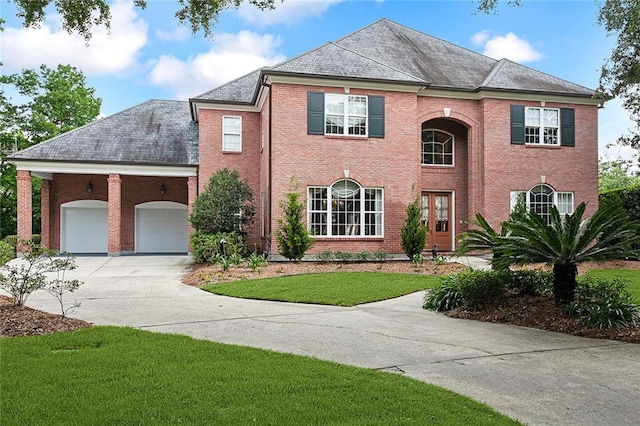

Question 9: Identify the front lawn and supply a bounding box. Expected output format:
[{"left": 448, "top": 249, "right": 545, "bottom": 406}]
[
  {"left": 203, "top": 272, "right": 442, "bottom": 306},
  {"left": 583, "top": 269, "right": 640, "bottom": 300},
  {"left": 0, "top": 327, "right": 519, "bottom": 425}
]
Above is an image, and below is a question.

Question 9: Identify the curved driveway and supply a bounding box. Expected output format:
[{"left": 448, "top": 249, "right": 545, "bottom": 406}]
[{"left": 24, "top": 256, "right": 640, "bottom": 425}]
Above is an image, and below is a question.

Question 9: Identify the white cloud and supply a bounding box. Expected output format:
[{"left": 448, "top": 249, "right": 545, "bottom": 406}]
[
  {"left": 1, "top": 0, "right": 147, "bottom": 75},
  {"left": 472, "top": 31, "right": 543, "bottom": 63},
  {"left": 236, "top": 0, "right": 342, "bottom": 27},
  {"left": 148, "top": 31, "right": 286, "bottom": 99},
  {"left": 156, "top": 26, "right": 191, "bottom": 42},
  {"left": 470, "top": 30, "right": 491, "bottom": 46}
]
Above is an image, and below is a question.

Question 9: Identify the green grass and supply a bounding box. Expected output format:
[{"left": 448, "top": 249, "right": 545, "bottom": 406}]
[
  {"left": 203, "top": 272, "right": 442, "bottom": 306},
  {"left": 583, "top": 269, "right": 640, "bottom": 300},
  {"left": 0, "top": 327, "right": 520, "bottom": 425}
]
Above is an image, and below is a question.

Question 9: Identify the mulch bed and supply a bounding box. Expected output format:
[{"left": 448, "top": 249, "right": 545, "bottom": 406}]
[{"left": 0, "top": 295, "right": 92, "bottom": 338}]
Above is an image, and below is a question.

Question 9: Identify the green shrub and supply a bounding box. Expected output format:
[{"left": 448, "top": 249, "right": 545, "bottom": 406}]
[
  {"left": 316, "top": 250, "right": 334, "bottom": 262},
  {"left": 565, "top": 276, "right": 639, "bottom": 328},
  {"left": 456, "top": 270, "right": 507, "bottom": 310},
  {"left": 190, "top": 231, "right": 246, "bottom": 263},
  {"left": 246, "top": 252, "right": 268, "bottom": 272},
  {"left": 333, "top": 251, "right": 353, "bottom": 262},
  {"left": 401, "top": 199, "right": 427, "bottom": 260},
  {"left": 354, "top": 251, "right": 372, "bottom": 262},
  {"left": 507, "top": 269, "right": 553, "bottom": 296},
  {"left": 423, "top": 275, "right": 464, "bottom": 311},
  {"left": 0, "top": 240, "right": 14, "bottom": 265},
  {"left": 373, "top": 249, "right": 388, "bottom": 262},
  {"left": 275, "top": 189, "right": 314, "bottom": 261}
]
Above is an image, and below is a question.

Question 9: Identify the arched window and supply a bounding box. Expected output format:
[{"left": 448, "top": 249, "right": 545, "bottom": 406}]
[
  {"left": 421, "top": 129, "right": 453, "bottom": 165},
  {"left": 308, "top": 179, "right": 383, "bottom": 237},
  {"left": 511, "top": 184, "right": 574, "bottom": 225},
  {"left": 529, "top": 184, "right": 554, "bottom": 224}
]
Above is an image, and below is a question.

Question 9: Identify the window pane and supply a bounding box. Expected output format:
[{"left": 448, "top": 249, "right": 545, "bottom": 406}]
[
  {"left": 223, "top": 134, "right": 241, "bottom": 151},
  {"left": 525, "top": 108, "right": 540, "bottom": 126},
  {"left": 348, "top": 117, "right": 366, "bottom": 135},
  {"left": 544, "top": 109, "right": 559, "bottom": 127},
  {"left": 348, "top": 96, "right": 367, "bottom": 116},
  {"left": 325, "top": 95, "right": 344, "bottom": 115},
  {"left": 325, "top": 116, "right": 344, "bottom": 135},
  {"left": 529, "top": 184, "right": 554, "bottom": 224}
]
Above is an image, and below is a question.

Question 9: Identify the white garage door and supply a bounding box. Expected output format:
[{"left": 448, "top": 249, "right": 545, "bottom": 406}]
[
  {"left": 61, "top": 200, "right": 108, "bottom": 254},
  {"left": 135, "top": 202, "right": 188, "bottom": 253}
]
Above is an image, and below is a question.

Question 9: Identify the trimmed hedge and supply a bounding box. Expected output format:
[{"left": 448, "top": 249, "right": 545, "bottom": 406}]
[
  {"left": 189, "top": 231, "right": 247, "bottom": 263},
  {"left": 600, "top": 184, "right": 640, "bottom": 256}
]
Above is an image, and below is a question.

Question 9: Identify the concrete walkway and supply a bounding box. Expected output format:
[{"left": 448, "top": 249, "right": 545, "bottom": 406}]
[{"left": 19, "top": 256, "right": 640, "bottom": 425}]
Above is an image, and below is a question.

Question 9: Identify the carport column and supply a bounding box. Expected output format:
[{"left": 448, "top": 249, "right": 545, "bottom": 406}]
[
  {"left": 40, "top": 179, "right": 51, "bottom": 248},
  {"left": 107, "top": 173, "right": 122, "bottom": 256},
  {"left": 187, "top": 175, "right": 197, "bottom": 253},
  {"left": 16, "top": 170, "right": 32, "bottom": 254}
]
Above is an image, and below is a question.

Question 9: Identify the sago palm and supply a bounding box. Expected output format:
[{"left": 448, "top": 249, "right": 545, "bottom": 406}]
[{"left": 494, "top": 201, "right": 640, "bottom": 305}]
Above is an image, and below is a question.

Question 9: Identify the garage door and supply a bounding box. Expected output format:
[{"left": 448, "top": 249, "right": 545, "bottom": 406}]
[
  {"left": 135, "top": 202, "right": 188, "bottom": 253},
  {"left": 61, "top": 200, "right": 108, "bottom": 254}
]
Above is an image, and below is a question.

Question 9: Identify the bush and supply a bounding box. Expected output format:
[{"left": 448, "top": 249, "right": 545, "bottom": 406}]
[
  {"left": 506, "top": 269, "right": 553, "bottom": 296},
  {"left": 0, "top": 240, "right": 13, "bottom": 265},
  {"left": 565, "top": 276, "right": 639, "bottom": 328},
  {"left": 275, "top": 190, "right": 313, "bottom": 261},
  {"left": 423, "top": 275, "right": 464, "bottom": 311},
  {"left": 401, "top": 199, "right": 427, "bottom": 260},
  {"left": 190, "top": 231, "right": 246, "bottom": 263},
  {"left": 456, "top": 270, "right": 507, "bottom": 310},
  {"left": 316, "top": 250, "right": 335, "bottom": 262},
  {"left": 189, "top": 168, "right": 255, "bottom": 234}
]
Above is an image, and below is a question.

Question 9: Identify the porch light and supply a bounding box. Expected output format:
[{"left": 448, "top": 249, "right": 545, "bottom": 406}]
[
  {"left": 160, "top": 183, "right": 167, "bottom": 194},
  {"left": 86, "top": 181, "right": 93, "bottom": 193}
]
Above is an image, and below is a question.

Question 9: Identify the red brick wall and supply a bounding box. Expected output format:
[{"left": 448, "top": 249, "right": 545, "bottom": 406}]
[
  {"left": 268, "top": 83, "right": 419, "bottom": 254},
  {"left": 197, "top": 108, "right": 263, "bottom": 250},
  {"left": 481, "top": 99, "right": 599, "bottom": 229}
]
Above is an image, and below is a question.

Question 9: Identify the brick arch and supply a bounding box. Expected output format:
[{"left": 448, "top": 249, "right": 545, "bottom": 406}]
[{"left": 417, "top": 110, "right": 478, "bottom": 129}]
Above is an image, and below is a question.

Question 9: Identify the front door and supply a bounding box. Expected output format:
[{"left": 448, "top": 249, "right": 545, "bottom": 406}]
[{"left": 421, "top": 192, "right": 452, "bottom": 252}]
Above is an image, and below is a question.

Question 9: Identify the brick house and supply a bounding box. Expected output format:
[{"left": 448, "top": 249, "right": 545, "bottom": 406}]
[{"left": 9, "top": 19, "right": 600, "bottom": 256}]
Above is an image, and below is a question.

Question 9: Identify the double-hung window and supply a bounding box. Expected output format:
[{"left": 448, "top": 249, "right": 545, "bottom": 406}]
[
  {"left": 525, "top": 107, "right": 559, "bottom": 145},
  {"left": 325, "top": 94, "right": 368, "bottom": 136},
  {"left": 308, "top": 179, "right": 383, "bottom": 237},
  {"left": 222, "top": 116, "right": 242, "bottom": 152}
]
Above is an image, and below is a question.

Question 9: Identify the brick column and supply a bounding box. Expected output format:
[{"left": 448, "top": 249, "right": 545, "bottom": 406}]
[
  {"left": 16, "top": 170, "right": 32, "bottom": 253},
  {"left": 187, "top": 175, "right": 198, "bottom": 253},
  {"left": 107, "top": 173, "right": 122, "bottom": 256},
  {"left": 40, "top": 179, "right": 51, "bottom": 248}
]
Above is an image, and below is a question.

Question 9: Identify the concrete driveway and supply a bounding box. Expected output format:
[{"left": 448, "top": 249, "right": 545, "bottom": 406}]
[{"left": 21, "top": 256, "right": 640, "bottom": 425}]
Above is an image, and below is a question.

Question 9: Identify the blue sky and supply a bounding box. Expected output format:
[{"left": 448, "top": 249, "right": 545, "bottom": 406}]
[{"left": 0, "top": 0, "right": 635, "bottom": 161}]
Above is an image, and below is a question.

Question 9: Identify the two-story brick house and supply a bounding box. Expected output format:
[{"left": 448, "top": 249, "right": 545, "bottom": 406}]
[{"left": 9, "top": 19, "right": 600, "bottom": 256}]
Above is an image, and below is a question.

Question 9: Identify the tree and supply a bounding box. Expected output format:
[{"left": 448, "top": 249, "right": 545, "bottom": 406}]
[
  {"left": 599, "top": 158, "right": 640, "bottom": 191},
  {"left": 488, "top": 201, "right": 640, "bottom": 306},
  {"left": 189, "top": 168, "right": 255, "bottom": 234},
  {"left": 0, "top": 64, "right": 101, "bottom": 237},
  {"left": 275, "top": 189, "right": 313, "bottom": 261},
  {"left": 400, "top": 199, "right": 427, "bottom": 260},
  {"left": 476, "top": 0, "right": 640, "bottom": 167},
  {"left": 5, "top": 0, "right": 277, "bottom": 41}
]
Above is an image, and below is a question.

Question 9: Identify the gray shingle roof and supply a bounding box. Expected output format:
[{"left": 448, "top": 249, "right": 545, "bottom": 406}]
[
  {"left": 9, "top": 100, "right": 198, "bottom": 166},
  {"left": 193, "top": 18, "right": 595, "bottom": 103}
]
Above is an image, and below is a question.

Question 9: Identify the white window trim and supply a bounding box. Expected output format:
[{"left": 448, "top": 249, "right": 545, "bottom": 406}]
[
  {"left": 525, "top": 107, "right": 560, "bottom": 146},
  {"left": 325, "top": 94, "right": 368, "bottom": 137},
  {"left": 421, "top": 129, "right": 455, "bottom": 167},
  {"left": 222, "top": 115, "right": 242, "bottom": 152},
  {"left": 307, "top": 181, "right": 384, "bottom": 238},
  {"left": 510, "top": 188, "right": 574, "bottom": 217}
]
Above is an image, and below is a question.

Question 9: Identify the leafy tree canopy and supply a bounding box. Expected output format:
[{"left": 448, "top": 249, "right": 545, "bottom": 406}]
[
  {"left": 189, "top": 168, "right": 255, "bottom": 235},
  {"left": 5, "top": 0, "right": 277, "bottom": 41},
  {"left": 598, "top": 158, "right": 640, "bottom": 192},
  {"left": 476, "top": 0, "right": 640, "bottom": 167},
  {"left": 0, "top": 64, "right": 101, "bottom": 237}
]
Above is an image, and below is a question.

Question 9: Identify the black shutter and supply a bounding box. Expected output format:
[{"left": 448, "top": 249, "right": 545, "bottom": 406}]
[
  {"left": 307, "top": 92, "right": 324, "bottom": 135},
  {"left": 510, "top": 105, "right": 525, "bottom": 145},
  {"left": 560, "top": 108, "right": 575, "bottom": 147},
  {"left": 368, "top": 95, "right": 385, "bottom": 138}
]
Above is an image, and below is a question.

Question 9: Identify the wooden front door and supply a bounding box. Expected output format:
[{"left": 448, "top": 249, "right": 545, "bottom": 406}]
[{"left": 421, "top": 192, "right": 452, "bottom": 252}]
